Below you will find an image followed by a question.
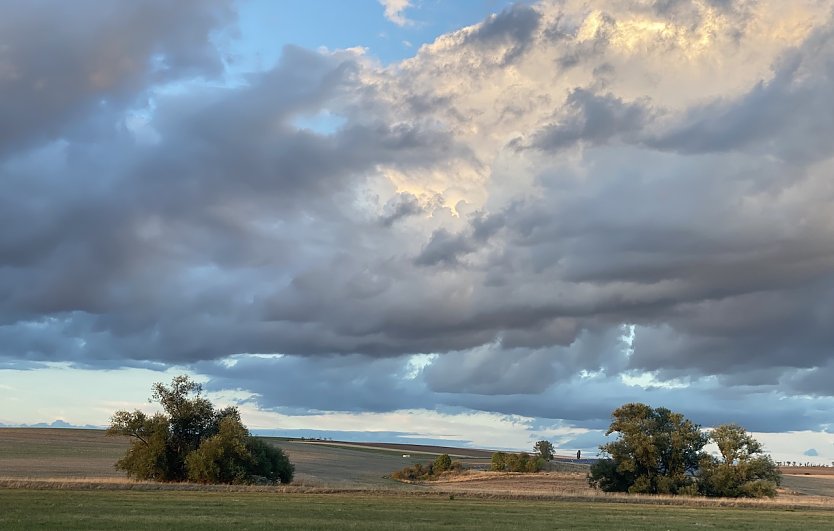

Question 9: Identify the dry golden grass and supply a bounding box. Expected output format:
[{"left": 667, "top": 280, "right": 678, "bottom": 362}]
[{"left": 396, "top": 470, "right": 834, "bottom": 510}]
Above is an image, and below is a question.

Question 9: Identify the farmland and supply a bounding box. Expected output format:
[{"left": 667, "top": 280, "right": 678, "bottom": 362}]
[
  {"left": 2, "top": 428, "right": 834, "bottom": 529},
  {"left": 4, "top": 489, "right": 834, "bottom": 530}
]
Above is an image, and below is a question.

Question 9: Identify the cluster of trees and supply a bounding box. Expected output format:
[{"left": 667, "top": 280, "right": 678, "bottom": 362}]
[
  {"left": 107, "top": 376, "right": 293, "bottom": 485},
  {"left": 589, "top": 403, "right": 780, "bottom": 498},
  {"left": 391, "top": 454, "right": 463, "bottom": 481},
  {"left": 490, "top": 451, "right": 545, "bottom": 473}
]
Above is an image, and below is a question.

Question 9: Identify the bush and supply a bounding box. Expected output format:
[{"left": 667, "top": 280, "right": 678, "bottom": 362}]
[
  {"left": 391, "top": 457, "right": 465, "bottom": 481},
  {"left": 434, "top": 454, "right": 452, "bottom": 473},
  {"left": 490, "top": 451, "right": 544, "bottom": 473},
  {"left": 247, "top": 437, "right": 294, "bottom": 484},
  {"left": 698, "top": 454, "right": 780, "bottom": 498},
  {"left": 185, "top": 417, "right": 250, "bottom": 484},
  {"left": 391, "top": 463, "right": 432, "bottom": 481}
]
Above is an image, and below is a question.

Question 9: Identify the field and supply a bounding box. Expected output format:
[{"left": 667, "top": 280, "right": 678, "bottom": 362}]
[
  {"left": 2, "top": 428, "right": 834, "bottom": 529},
  {"left": 4, "top": 489, "right": 834, "bottom": 530}
]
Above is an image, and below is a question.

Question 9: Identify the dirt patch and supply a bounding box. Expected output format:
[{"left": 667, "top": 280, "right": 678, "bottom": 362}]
[
  {"left": 301, "top": 440, "right": 494, "bottom": 458},
  {"left": 423, "top": 471, "right": 593, "bottom": 497},
  {"left": 781, "top": 466, "right": 834, "bottom": 476},
  {"left": 781, "top": 474, "right": 834, "bottom": 497},
  {"left": 0, "top": 428, "right": 130, "bottom": 478}
]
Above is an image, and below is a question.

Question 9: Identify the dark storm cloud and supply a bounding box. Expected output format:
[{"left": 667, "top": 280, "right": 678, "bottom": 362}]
[
  {"left": 195, "top": 348, "right": 834, "bottom": 434},
  {"left": 0, "top": 0, "right": 234, "bottom": 157},
  {"left": 0, "top": 36, "right": 467, "bottom": 364},
  {"left": 197, "top": 354, "right": 431, "bottom": 413},
  {"left": 531, "top": 89, "right": 651, "bottom": 151},
  {"left": 414, "top": 228, "right": 476, "bottom": 266},
  {"left": 649, "top": 25, "right": 834, "bottom": 163},
  {"left": 379, "top": 192, "right": 423, "bottom": 226},
  {"left": 464, "top": 3, "right": 541, "bottom": 64}
]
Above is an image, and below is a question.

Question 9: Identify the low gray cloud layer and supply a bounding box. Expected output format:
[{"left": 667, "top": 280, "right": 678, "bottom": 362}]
[{"left": 2, "top": 1, "right": 834, "bottom": 433}]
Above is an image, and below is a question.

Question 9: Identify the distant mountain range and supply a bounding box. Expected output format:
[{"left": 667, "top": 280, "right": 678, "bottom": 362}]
[{"left": 0, "top": 420, "right": 102, "bottom": 430}]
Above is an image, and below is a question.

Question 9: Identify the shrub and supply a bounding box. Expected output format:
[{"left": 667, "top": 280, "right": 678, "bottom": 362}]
[
  {"left": 698, "top": 455, "right": 780, "bottom": 498},
  {"left": 490, "top": 451, "right": 544, "bottom": 473},
  {"left": 434, "top": 454, "right": 452, "bottom": 473},
  {"left": 247, "top": 437, "right": 294, "bottom": 484},
  {"left": 185, "top": 416, "right": 250, "bottom": 484},
  {"left": 491, "top": 452, "right": 508, "bottom": 471},
  {"left": 588, "top": 458, "right": 632, "bottom": 493},
  {"left": 392, "top": 463, "right": 432, "bottom": 481},
  {"left": 391, "top": 457, "right": 465, "bottom": 481}
]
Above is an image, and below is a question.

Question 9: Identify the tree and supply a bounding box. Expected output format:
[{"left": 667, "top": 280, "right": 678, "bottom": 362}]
[
  {"left": 108, "top": 411, "right": 172, "bottom": 481},
  {"left": 698, "top": 424, "right": 780, "bottom": 498},
  {"left": 589, "top": 403, "right": 708, "bottom": 494},
  {"left": 433, "top": 453, "right": 452, "bottom": 473},
  {"left": 534, "top": 440, "right": 554, "bottom": 461},
  {"left": 107, "top": 375, "right": 293, "bottom": 484},
  {"left": 711, "top": 423, "right": 762, "bottom": 464}
]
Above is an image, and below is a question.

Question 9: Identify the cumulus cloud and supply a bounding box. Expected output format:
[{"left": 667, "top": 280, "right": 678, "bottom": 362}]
[
  {"left": 379, "top": 0, "right": 413, "bottom": 27},
  {"left": 3, "top": 0, "right": 834, "bottom": 437}
]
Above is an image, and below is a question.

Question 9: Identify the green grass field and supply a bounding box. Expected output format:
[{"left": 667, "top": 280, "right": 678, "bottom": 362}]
[{"left": 1, "top": 490, "right": 832, "bottom": 530}]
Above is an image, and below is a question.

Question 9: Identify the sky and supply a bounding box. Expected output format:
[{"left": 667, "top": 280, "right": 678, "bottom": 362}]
[{"left": 1, "top": 0, "right": 834, "bottom": 464}]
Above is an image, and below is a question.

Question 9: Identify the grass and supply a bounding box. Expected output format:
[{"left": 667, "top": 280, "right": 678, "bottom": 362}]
[
  {"left": 3, "top": 428, "right": 834, "bottom": 529},
  {"left": 2, "top": 489, "right": 834, "bottom": 530}
]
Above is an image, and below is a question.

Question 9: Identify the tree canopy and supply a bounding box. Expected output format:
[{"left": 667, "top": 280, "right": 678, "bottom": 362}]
[
  {"left": 698, "top": 424, "right": 781, "bottom": 498},
  {"left": 589, "top": 403, "right": 779, "bottom": 498},
  {"left": 107, "top": 375, "right": 293, "bottom": 484},
  {"left": 534, "top": 440, "right": 554, "bottom": 461}
]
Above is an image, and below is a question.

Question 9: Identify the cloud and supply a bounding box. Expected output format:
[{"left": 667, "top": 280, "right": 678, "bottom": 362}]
[
  {"left": 0, "top": 0, "right": 235, "bottom": 157},
  {"left": 530, "top": 89, "right": 651, "bottom": 151},
  {"left": 379, "top": 0, "right": 413, "bottom": 27},
  {"left": 3, "top": 0, "right": 834, "bottom": 440},
  {"left": 464, "top": 4, "right": 541, "bottom": 64}
]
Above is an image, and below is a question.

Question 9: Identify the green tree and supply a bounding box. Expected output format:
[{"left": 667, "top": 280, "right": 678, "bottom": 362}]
[
  {"left": 534, "top": 440, "right": 554, "bottom": 461},
  {"left": 491, "top": 451, "right": 508, "bottom": 471},
  {"left": 698, "top": 424, "right": 780, "bottom": 498},
  {"left": 107, "top": 411, "right": 172, "bottom": 481},
  {"left": 711, "top": 423, "right": 762, "bottom": 464},
  {"left": 433, "top": 453, "right": 452, "bottom": 473},
  {"left": 107, "top": 375, "right": 293, "bottom": 484},
  {"left": 185, "top": 416, "right": 251, "bottom": 484},
  {"left": 589, "top": 403, "right": 708, "bottom": 494},
  {"left": 246, "top": 437, "right": 295, "bottom": 484}
]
